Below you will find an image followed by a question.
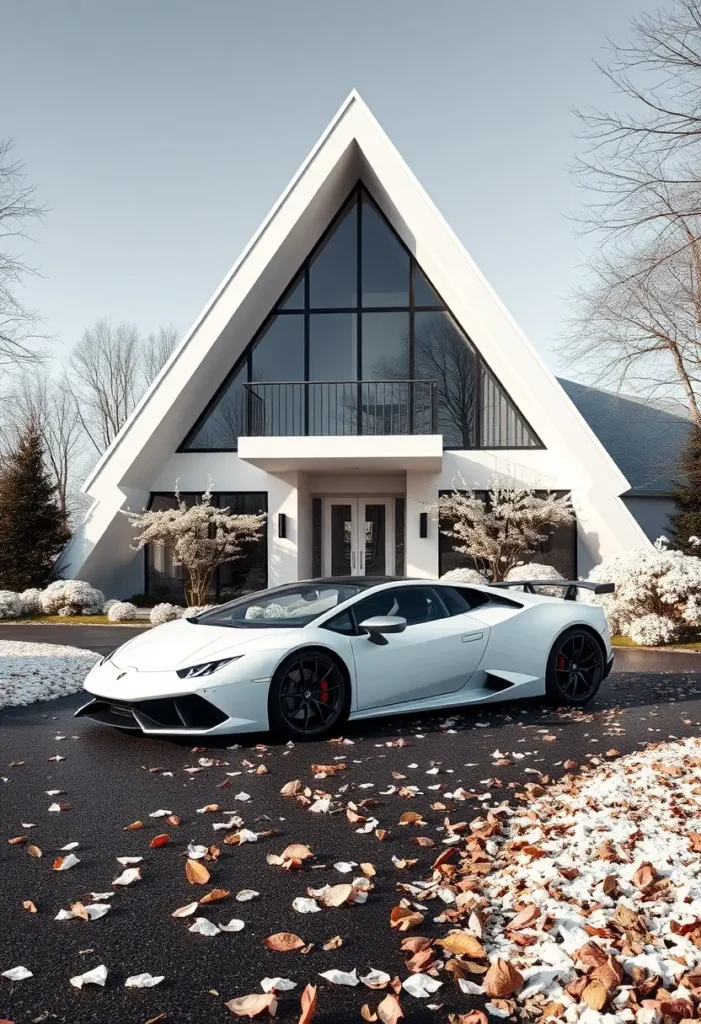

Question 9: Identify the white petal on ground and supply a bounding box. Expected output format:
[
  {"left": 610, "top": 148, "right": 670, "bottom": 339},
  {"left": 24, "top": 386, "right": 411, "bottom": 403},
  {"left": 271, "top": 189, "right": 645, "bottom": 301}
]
[
  {"left": 402, "top": 973, "right": 443, "bottom": 998},
  {"left": 148, "top": 809, "right": 172, "bottom": 817},
  {"left": 292, "top": 897, "right": 321, "bottom": 914},
  {"left": 261, "top": 977, "right": 296, "bottom": 992},
  {"left": 333, "top": 861, "right": 356, "bottom": 873},
  {"left": 54, "top": 853, "right": 80, "bottom": 870},
  {"left": 0, "top": 640, "right": 99, "bottom": 709},
  {"left": 88, "top": 892, "right": 113, "bottom": 901},
  {"left": 85, "top": 904, "right": 112, "bottom": 920},
  {"left": 360, "top": 968, "right": 391, "bottom": 988},
  {"left": 1, "top": 965, "right": 33, "bottom": 981},
  {"left": 236, "top": 828, "right": 259, "bottom": 844},
  {"left": 212, "top": 815, "right": 243, "bottom": 831},
  {"left": 60, "top": 842, "right": 79, "bottom": 850},
  {"left": 188, "top": 917, "right": 220, "bottom": 936},
  {"left": 112, "top": 867, "right": 141, "bottom": 885},
  {"left": 458, "top": 978, "right": 484, "bottom": 995},
  {"left": 125, "top": 973, "right": 164, "bottom": 987},
  {"left": 309, "top": 797, "right": 331, "bottom": 813},
  {"left": 218, "top": 919, "right": 245, "bottom": 932},
  {"left": 116, "top": 856, "right": 143, "bottom": 865},
  {"left": 234, "top": 791, "right": 251, "bottom": 802},
  {"left": 70, "top": 964, "right": 108, "bottom": 988},
  {"left": 48, "top": 803, "right": 62, "bottom": 812},
  {"left": 235, "top": 889, "right": 259, "bottom": 902},
  {"left": 186, "top": 843, "right": 208, "bottom": 859},
  {"left": 319, "top": 968, "right": 359, "bottom": 986}
]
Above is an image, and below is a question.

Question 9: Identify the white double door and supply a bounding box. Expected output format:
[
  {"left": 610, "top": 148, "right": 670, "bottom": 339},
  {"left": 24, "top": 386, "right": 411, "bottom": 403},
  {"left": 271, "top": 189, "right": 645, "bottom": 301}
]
[{"left": 322, "top": 497, "right": 395, "bottom": 577}]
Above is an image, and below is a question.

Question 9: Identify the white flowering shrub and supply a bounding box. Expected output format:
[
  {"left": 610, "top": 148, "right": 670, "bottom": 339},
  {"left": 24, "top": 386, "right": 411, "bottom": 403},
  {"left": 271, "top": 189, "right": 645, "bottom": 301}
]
[
  {"left": 19, "top": 588, "right": 43, "bottom": 615},
  {"left": 245, "top": 605, "right": 264, "bottom": 620},
  {"left": 102, "top": 599, "right": 119, "bottom": 615},
  {"left": 183, "top": 605, "right": 215, "bottom": 618},
  {"left": 505, "top": 562, "right": 564, "bottom": 597},
  {"left": 440, "top": 567, "right": 488, "bottom": 584},
  {"left": 150, "top": 603, "right": 184, "bottom": 626},
  {"left": 40, "top": 580, "right": 105, "bottom": 616},
  {"left": 107, "top": 601, "right": 137, "bottom": 622},
  {"left": 587, "top": 546, "right": 701, "bottom": 645},
  {"left": 0, "top": 591, "right": 23, "bottom": 620}
]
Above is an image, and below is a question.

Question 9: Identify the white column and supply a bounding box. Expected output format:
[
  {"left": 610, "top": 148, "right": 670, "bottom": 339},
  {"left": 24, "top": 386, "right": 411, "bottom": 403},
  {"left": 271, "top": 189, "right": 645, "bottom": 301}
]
[{"left": 405, "top": 471, "right": 440, "bottom": 578}]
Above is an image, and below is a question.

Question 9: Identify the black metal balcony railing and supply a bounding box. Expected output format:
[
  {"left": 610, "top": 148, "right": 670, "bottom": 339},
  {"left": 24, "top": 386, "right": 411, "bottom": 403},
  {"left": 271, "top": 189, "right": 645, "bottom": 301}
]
[{"left": 243, "top": 380, "right": 438, "bottom": 437}]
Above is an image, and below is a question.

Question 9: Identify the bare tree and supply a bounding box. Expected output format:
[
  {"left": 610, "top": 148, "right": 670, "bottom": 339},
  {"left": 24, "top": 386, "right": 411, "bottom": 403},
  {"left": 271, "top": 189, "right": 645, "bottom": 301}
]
[
  {"left": 0, "top": 369, "right": 86, "bottom": 519},
  {"left": 65, "top": 318, "right": 142, "bottom": 455},
  {"left": 141, "top": 324, "right": 178, "bottom": 387},
  {"left": 0, "top": 139, "right": 48, "bottom": 367},
  {"left": 564, "top": 0, "right": 701, "bottom": 418}
]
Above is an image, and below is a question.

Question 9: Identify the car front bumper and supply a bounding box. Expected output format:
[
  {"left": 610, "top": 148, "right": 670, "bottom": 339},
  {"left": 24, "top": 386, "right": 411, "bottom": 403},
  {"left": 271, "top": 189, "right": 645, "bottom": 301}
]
[{"left": 75, "top": 659, "right": 271, "bottom": 735}]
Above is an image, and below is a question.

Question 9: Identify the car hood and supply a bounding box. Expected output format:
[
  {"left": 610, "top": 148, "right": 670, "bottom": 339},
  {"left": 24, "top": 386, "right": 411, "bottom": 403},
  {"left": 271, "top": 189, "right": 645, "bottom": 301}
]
[{"left": 110, "top": 618, "right": 288, "bottom": 671}]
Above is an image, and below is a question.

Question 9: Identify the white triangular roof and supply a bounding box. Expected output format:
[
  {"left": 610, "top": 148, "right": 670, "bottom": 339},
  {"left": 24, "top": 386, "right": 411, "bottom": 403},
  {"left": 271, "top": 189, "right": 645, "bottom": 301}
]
[{"left": 64, "top": 90, "right": 649, "bottom": 581}]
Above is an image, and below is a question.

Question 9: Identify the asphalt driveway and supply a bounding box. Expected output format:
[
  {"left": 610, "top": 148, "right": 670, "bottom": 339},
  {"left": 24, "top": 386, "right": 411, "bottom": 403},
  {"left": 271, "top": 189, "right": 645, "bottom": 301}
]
[{"left": 1, "top": 667, "right": 700, "bottom": 1024}]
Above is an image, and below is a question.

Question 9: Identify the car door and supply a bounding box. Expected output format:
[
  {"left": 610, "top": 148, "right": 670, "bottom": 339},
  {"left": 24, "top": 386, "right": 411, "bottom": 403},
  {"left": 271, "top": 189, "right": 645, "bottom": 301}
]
[{"left": 348, "top": 585, "right": 489, "bottom": 710}]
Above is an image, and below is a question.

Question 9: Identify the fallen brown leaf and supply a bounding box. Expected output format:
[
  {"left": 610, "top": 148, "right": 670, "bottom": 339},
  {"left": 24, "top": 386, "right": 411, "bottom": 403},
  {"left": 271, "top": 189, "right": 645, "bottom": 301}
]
[
  {"left": 509, "top": 905, "right": 540, "bottom": 931},
  {"left": 398, "top": 811, "right": 425, "bottom": 826},
  {"left": 377, "top": 993, "right": 403, "bottom": 1024},
  {"left": 22, "top": 900, "right": 37, "bottom": 913},
  {"left": 199, "top": 888, "right": 230, "bottom": 905},
  {"left": 298, "top": 983, "right": 317, "bottom": 1024},
  {"left": 632, "top": 862, "right": 656, "bottom": 889},
  {"left": 8, "top": 836, "right": 28, "bottom": 845},
  {"left": 149, "top": 834, "right": 170, "bottom": 849},
  {"left": 318, "top": 883, "right": 353, "bottom": 907},
  {"left": 437, "top": 931, "right": 486, "bottom": 958},
  {"left": 123, "top": 820, "right": 143, "bottom": 830},
  {"left": 482, "top": 958, "right": 523, "bottom": 997},
  {"left": 263, "top": 932, "right": 305, "bottom": 952},
  {"left": 26, "top": 845, "right": 42, "bottom": 858},
  {"left": 185, "top": 859, "right": 210, "bottom": 885},
  {"left": 390, "top": 906, "right": 424, "bottom": 931},
  {"left": 582, "top": 981, "right": 608, "bottom": 1011},
  {"left": 323, "top": 935, "right": 343, "bottom": 950},
  {"left": 360, "top": 863, "right": 376, "bottom": 877}
]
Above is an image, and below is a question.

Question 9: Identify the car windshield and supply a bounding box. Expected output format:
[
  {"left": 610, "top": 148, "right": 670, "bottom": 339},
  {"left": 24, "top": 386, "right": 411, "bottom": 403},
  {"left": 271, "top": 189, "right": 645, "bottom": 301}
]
[{"left": 194, "top": 582, "right": 365, "bottom": 628}]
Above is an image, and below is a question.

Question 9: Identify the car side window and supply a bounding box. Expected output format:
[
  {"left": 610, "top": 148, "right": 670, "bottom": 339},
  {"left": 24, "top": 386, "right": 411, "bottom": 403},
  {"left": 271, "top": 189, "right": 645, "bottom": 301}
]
[
  {"left": 321, "top": 610, "right": 356, "bottom": 636},
  {"left": 353, "top": 587, "right": 448, "bottom": 628},
  {"left": 439, "top": 586, "right": 472, "bottom": 616}
]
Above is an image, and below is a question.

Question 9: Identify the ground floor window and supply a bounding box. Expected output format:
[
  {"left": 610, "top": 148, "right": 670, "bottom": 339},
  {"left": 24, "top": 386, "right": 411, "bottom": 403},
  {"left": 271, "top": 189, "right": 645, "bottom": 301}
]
[
  {"left": 145, "top": 492, "right": 267, "bottom": 602},
  {"left": 438, "top": 490, "right": 576, "bottom": 579}
]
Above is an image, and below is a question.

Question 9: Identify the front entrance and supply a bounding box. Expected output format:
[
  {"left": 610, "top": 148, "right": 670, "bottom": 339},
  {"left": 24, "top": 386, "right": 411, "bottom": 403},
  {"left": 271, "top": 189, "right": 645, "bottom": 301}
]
[{"left": 322, "top": 497, "right": 396, "bottom": 577}]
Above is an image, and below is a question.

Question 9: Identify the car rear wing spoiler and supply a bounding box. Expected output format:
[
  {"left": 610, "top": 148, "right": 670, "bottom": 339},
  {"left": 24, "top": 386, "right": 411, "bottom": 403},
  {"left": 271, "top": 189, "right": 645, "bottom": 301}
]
[{"left": 489, "top": 580, "right": 615, "bottom": 601}]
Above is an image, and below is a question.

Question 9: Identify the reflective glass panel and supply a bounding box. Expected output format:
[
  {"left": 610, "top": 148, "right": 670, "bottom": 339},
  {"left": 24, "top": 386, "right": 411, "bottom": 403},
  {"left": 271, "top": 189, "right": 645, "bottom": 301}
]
[
  {"left": 182, "top": 361, "right": 248, "bottom": 450},
  {"left": 361, "top": 194, "right": 410, "bottom": 307},
  {"left": 414, "top": 311, "right": 476, "bottom": 445},
  {"left": 309, "top": 196, "right": 358, "bottom": 308}
]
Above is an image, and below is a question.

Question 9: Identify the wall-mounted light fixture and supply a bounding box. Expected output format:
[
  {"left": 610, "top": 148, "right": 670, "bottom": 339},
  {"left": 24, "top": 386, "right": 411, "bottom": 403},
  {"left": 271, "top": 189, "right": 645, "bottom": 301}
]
[
  {"left": 278, "top": 513, "right": 287, "bottom": 539},
  {"left": 419, "top": 512, "right": 428, "bottom": 538}
]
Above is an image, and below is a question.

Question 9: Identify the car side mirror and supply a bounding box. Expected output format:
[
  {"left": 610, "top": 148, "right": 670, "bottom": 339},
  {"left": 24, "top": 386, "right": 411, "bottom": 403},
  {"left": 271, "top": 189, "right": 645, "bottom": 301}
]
[{"left": 359, "top": 615, "right": 407, "bottom": 646}]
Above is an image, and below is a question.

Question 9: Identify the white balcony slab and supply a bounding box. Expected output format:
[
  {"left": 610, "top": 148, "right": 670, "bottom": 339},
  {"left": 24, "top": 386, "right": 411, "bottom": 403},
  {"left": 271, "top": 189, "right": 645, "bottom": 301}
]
[{"left": 237, "top": 433, "right": 443, "bottom": 473}]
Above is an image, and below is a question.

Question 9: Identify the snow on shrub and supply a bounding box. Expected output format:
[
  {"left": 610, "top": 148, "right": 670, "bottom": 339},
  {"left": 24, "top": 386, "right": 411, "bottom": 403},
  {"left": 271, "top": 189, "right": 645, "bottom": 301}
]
[
  {"left": 107, "top": 601, "right": 137, "bottom": 622},
  {"left": 439, "top": 567, "right": 488, "bottom": 584},
  {"left": 150, "top": 603, "right": 183, "bottom": 626},
  {"left": 40, "top": 580, "right": 105, "bottom": 617},
  {"left": 0, "top": 591, "right": 23, "bottom": 620},
  {"left": 587, "top": 545, "right": 701, "bottom": 645},
  {"left": 183, "top": 605, "right": 215, "bottom": 618},
  {"left": 505, "top": 562, "right": 564, "bottom": 597},
  {"left": 20, "top": 588, "right": 43, "bottom": 616}
]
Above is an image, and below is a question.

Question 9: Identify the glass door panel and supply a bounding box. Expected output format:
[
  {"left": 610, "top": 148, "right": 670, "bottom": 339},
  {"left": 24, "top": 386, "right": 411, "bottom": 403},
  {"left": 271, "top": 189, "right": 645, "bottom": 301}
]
[
  {"left": 330, "top": 504, "right": 354, "bottom": 576},
  {"left": 362, "top": 504, "right": 386, "bottom": 575}
]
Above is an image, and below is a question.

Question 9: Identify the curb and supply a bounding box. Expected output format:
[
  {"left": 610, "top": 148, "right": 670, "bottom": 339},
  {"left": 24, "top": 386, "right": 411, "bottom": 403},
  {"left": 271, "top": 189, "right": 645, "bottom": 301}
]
[{"left": 612, "top": 647, "right": 701, "bottom": 674}]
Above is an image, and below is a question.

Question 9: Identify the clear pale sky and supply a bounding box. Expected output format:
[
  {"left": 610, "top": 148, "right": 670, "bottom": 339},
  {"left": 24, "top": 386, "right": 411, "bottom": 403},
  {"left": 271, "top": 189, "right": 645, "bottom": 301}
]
[{"left": 1, "top": 0, "right": 652, "bottom": 372}]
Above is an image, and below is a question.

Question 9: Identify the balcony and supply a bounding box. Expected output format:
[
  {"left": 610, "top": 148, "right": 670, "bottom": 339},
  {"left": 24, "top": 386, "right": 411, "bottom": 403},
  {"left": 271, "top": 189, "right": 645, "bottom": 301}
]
[{"left": 237, "top": 380, "right": 443, "bottom": 473}]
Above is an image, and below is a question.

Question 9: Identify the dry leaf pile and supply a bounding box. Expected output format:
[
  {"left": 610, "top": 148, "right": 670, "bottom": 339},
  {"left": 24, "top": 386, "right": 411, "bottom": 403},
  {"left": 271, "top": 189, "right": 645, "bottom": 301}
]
[{"left": 399, "top": 737, "right": 701, "bottom": 1023}]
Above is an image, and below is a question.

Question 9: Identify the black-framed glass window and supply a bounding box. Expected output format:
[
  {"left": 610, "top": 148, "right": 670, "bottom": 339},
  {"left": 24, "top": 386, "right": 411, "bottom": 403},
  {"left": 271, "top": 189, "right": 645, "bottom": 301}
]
[
  {"left": 438, "top": 490, "right": 576, "bottom": 580},
  {"left": 145, "top": 492, "right": 267, "bottom": 602},
  {"left": 180, "top": 184, "right": 542, "bottom": 452}
]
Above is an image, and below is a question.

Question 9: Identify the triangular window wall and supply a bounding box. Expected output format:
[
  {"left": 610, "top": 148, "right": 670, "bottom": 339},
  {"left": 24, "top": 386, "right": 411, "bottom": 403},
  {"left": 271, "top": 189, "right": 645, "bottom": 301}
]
[{"left": 180, "top": 184, "right": 541, "bottom": 450}]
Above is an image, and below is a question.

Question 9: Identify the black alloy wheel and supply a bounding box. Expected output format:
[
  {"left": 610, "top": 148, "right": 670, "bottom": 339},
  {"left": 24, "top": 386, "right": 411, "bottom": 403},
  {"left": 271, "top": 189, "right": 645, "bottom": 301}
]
[
  {"left": 546, "top": 628, "right": 605, "bottom": 706},
  {"left": 271, "top": 652, "right": 347, "bottom": 738}
]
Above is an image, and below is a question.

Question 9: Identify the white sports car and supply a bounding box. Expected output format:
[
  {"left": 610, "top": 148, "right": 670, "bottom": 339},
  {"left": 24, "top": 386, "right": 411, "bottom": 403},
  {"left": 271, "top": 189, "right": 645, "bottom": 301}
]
[{"left": 76, "top": 576, "right": 614, "bottom": 740}]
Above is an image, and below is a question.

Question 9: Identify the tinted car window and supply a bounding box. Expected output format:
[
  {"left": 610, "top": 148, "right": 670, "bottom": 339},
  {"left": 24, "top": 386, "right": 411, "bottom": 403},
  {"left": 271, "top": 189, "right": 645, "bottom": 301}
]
[
  {"left": 321, "top": 610, "right": 356, "bottom": 636},
  {"left": 354, "top": 586, "right": 447, "bottom": 627},
  {"left": 440, "top": 587, "right": 472, "bottom": 616}
]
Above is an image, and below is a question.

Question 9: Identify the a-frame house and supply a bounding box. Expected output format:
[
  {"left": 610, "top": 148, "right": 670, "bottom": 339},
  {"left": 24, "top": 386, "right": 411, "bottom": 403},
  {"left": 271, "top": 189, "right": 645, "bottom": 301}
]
[{"left": 57, "top": 91, "right": 650, "bottom": 601}]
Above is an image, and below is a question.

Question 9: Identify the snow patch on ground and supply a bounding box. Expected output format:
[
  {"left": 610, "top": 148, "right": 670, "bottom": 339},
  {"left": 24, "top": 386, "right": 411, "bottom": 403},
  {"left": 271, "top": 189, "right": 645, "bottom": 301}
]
[{"left": 0, "top": 640, "right": 100, "bottom": 709}]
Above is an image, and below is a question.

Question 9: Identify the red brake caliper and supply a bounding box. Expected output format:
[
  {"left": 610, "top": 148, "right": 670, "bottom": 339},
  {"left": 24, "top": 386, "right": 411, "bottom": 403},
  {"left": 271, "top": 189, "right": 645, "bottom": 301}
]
[
  {"left": 557, "top": 654, "right": 567, "bottom": 670},
  {"left": 319, "top": 677, "right": 330, "bottom": 704}
]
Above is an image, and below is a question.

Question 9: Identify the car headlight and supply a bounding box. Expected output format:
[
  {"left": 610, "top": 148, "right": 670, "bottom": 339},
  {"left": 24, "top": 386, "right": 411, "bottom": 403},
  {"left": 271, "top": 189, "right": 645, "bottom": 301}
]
[{"left": 176, "top": 656, "right": 242, "bottom": 679}]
